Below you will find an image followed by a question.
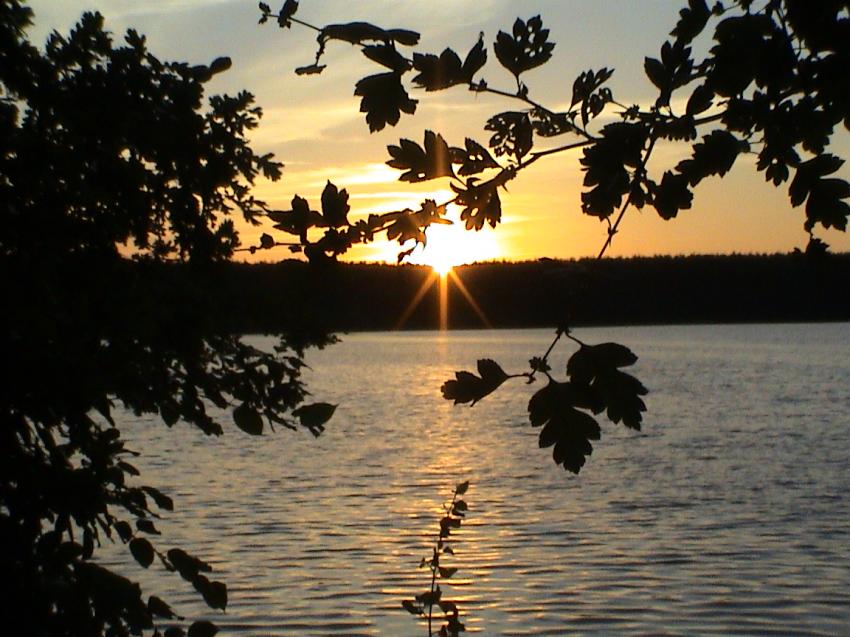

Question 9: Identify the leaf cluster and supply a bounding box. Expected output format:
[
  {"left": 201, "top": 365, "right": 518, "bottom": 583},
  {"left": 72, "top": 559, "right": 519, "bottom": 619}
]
[
  {"left": 442, "top": 334, "right": 646, "bottom": 473},
  {"left": 402, "top": 482, "right": 470, "bottom": 637}
]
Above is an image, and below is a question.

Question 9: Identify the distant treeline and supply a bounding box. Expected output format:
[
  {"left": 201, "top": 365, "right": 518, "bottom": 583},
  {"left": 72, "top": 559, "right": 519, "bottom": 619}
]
[{"left": 198, "top": 253, "right": 850, "bottom": 333}]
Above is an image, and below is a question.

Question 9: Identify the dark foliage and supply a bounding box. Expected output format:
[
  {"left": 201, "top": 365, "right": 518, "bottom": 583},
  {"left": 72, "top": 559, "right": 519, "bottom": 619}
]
[{"left": 1, "top": 4, "right": 334, "bottom": 635}]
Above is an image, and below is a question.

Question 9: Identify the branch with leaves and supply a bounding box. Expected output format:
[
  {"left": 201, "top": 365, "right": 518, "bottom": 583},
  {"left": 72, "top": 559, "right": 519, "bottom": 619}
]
[
  {"left": 255, "top": 0, "right": 849, "bottom": 264},
  {"left": 402, "top": 482, "right": 470, "bottom": 637},
  {"left": 253, "top": 0, "right": 849, "bottom": 472}
]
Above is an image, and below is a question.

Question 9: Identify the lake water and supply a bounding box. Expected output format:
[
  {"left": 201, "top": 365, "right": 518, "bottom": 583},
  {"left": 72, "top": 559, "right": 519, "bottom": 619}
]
[{"left": 114, "top": 324, "right": 850, "bottom": 636}]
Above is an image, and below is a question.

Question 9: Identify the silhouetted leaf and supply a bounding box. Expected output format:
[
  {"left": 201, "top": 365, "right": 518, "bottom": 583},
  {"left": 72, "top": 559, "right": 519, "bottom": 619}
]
[
  {"left": 567, "top": 343, "right": 638, "bottom": 384},
  {"left": 452, "top": 180, "right": 503, "bottom": 230},
  {"left": 439, "top": 600, "right": 458, "bottom": 614},
  {"left": 644, "top": 56, "right": 668, "bottom": 91},
  {"left": 686, "top": 83, "right": 714, "bottom": 115},
  {"left": 652, "top": 171, "right": 693, "bottom": 219},
  {"left": 167, "top": 548, "right": 212, "bottom": 582},
  {"left": 208, "top": 57, "right": 231, "bottom": 75},
  {"left": 187, "top": 621, "right": 218, "bottom": 637},
  {"left": 137, "top": 519, "right": 161, "bottom": 535},
  {"left": 567, "top": 343, "right": 647, "bottom": 430},
  {"left": 441, "top": 360, "right": 507, "bottom": 405},
  {"left": 292, "top": 402, "right": 336, "bottom": 434},
  {"left": 456, "top": 138, "right": 500, "bottom": 176},
  {"left": 593, "top": 369, "right": 648, "bottom": 430},
  {"left": 486, "top": 111, "right": 533, "bottom": 161},
  {"left": 439, "top": 566, "right": 458, "bottom": 579},
  {"left": 195, "top": 577, "right": 227, "bottom": 611},
  {"left": 412, "top": 48, "right": 465, "bottom": 91},
  {"left": 402, "top": 599, "right": 423, "bottom": 615},
  {"left": 321, "top": 181, "right": 350, "bottom": 227},
  {"left": 676, "top": 130, "right": 748, "bottom": 186},
  {"left": 462, "top": 33, "right": 487, "bottom": 79},
  {"left": 528, "top": 381, "right": 601, "bottom": 473},
  {"left": 115, "top": 520, "right": 133, "bottom": 543},
  {"left": 129, "top": 537, "right": 155, "bottom": 568},
  {"left": 672, "top": 0, "right": 711, "bottom": 44},
  {"left": 149, "top": 596, "right": 182, "bottom": 620},
  {"left": 580, "top": 122, "right": 648, "bottom": 218},
  {"left": 141, "top": 486, "right": 174, "bottom": 511},
  {"left": 354, "top": 72, "right": 417, "bottom": 132},
  {"left": 494, "top": 15, "right": 555, "bottom": 77},
  {"left": 277, "top": 0, "right": 298, "bottom": 27},
  {"left": 386, "top": 131, "right": 455, "bottom": 182},
  {"left": 295, "top": 63, "right": 326, "bottom": 75},
  {"left": 321, "top": 22, "right": 419, "bottom": 46},
  {"left": 269, "top": 195, "right": 323, "bottom": 236},
  {"left": 233, "top": 402, "right": 264, "bottom": 435},
  {"left": 789, "top": 154, "right": 845, "bottom": 207},
  {"left": 363, "top": 44, "right": 411, "bottom": 73},
  {"left": 455, "top": 481, "right": 469, "bottom": 495}
]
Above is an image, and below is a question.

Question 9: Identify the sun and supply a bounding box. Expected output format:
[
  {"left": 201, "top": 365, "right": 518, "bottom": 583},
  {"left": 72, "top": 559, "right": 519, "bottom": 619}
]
[{"left": 407, "top": 220, "right": 502, "bottom": 273}]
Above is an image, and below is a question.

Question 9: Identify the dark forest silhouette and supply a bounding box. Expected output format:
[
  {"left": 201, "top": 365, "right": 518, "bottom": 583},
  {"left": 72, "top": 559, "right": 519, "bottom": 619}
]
[{"left": 196, "top": 253, "right": 850, "bottom": 332}]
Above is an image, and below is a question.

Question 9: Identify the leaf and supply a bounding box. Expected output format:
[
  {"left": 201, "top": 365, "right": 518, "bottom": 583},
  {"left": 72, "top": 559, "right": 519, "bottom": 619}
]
[
  {"left": 567, "top": 343, "right": 638, "bottom": 384},
  {"left": 322, "top": 22, "right": 418, "bottom": 46},
  {"left": 269, "top": 195, "right": 323, "bottom": 236},
  {"left": 295, "top": 63, "right": 326, "bottom": 76},
  {"left": 493, "top": 15, "right": 555, "bottom": 77},
  {"left": 362, "top": 44, "right": 411, "bottom": 73},
  {"left": 292, "top": 402, "right": 336, "bottom": 434},
  {"left": 114, "top": 520, "right": 133, "bottom": 543},
  {"left": 485, "top": 111, "right": 533, "bottom": 161},
  {"left": 593, "top": 369, "right": 648, "bottom": 431},
  {"left": 136, "top": 519, "right": 161, "bottom": 535},
  {"left": 528, "top": 381, "right": 602, "bottom": 473},
  {"left": 354, "top": 72, "right": 417, "bottom": 132},
  {"left": 651, "top": 171, "right": 693, "bottom": 220},
  {"left": 453, "top": 499, "right": 468, "bottom": 512},
  {"left": 456, "top": 138, "right": 500, "bottom": 176},
  {"left": 567, "top": 343, "right": 647, "bottom": 431},
  {"left": 320, "top": 181, "right": 350, "bottom": 227},
  {"left": 675, "top": 130, "right": 748, "bottom": 186},
  {"left": 438, "top": 566, "right": 458, "bottom": 579},
  {"left": 644, "top": 57, "right": 668, "bottom": 91},
  {"left": 672, "top": 0, "right": 711, "bottom": 44},
  {"left": 208, "top": 57, "right": 231, "bottom": 75},
  {"left": 148, "top": 596, "right": 182, "bottom": 620},
  {"left": 462, "top": 33, "right": 487, "bottom": 79},
  {"left": 129, "top": 537, "right": 155, "bottom": 568},
  {"left": 455, "top": 481, "right": 469, "bottom": 496},
  {"left": 441, "top": 359, "right": 507, "bottom": 405},
  {"left": 259, "top": 233, "right": 275, "bottom": 250},
  {"left": 402, "top": 599, "right": 423, "bottom": 615},
  {"left": 789, "top": 154, "right": 845, "bottom": 207},
  {"left": 233, "top": 402, "right": 264, "bottom": 436},
  {"left": 187, "top": 621, "right": 219, "bottom": 637},
  {"left": 277, "top": 0, "right": 298, "bottom": 27},
  {"left": 452, "top": 180, "right": 502, "bottom": 230},
  {"left": 439, "top": 600, "right": 458, "bottom": 614},
  {"left": 412, "top": 48, "right": 464, "bottom": 91},
  {"left": 197, "top": 578, "right": 228, "bottom": 611},
  {"left": 141, "top": 486, "right": 174, "bottom": 511},
  {"left": 686, "top": 83, "right": 714, "bottom": 115},
  {"left": 386, "top": 131, "right": 455, "bottom": 182}
]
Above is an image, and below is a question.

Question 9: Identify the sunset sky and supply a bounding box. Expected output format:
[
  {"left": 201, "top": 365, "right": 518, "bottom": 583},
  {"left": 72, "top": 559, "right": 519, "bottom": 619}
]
[{"left": 27, "top": 0, "right": 850, "bottom": 264}]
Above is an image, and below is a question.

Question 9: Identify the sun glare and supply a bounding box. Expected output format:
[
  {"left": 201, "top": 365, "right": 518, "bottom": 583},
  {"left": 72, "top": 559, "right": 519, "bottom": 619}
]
[{"left": 408, "top": 220, "right": 502, "bottom": 273}]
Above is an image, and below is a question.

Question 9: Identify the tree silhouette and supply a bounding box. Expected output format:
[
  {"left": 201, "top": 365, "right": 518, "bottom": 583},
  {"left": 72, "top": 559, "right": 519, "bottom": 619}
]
[
  {"left": 1, "top": 3, "right": 334, "bottom": 635},
  {"left": 258, "top": 0, "right": 849, "bottom": 472}
]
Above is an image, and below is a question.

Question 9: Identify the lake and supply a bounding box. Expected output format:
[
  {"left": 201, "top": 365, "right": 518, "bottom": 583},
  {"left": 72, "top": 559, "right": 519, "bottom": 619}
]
[{"left": 113, "top": 323, "right": 850, "bottom": 635}]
